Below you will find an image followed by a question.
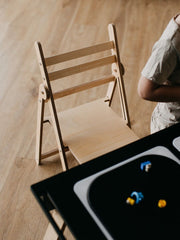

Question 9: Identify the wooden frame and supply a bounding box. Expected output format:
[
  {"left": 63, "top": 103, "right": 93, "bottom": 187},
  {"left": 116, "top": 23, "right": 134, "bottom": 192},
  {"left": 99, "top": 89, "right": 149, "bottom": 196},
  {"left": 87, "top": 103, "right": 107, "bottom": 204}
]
[{"left": 35, "top": 24, "right": 133, "bottom": 172}]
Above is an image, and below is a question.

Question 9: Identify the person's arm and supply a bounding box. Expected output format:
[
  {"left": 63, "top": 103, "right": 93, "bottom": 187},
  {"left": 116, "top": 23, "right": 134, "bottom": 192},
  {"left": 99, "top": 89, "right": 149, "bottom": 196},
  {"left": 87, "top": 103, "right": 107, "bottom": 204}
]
[
  {"left": 138, "top": 15, "right": 180, "bottom": 103},
  {"left": 175, "top": 14, "right": 180, "bottom": 25},
  {"left": 138, "top": 75, "right": 180, "bottom": 102}
]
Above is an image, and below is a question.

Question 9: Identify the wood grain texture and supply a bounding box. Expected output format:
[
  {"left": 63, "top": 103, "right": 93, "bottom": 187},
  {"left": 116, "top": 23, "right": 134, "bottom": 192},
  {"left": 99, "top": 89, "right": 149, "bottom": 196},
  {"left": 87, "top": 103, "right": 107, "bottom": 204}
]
[{"left": 0, "top": 0, "right": 178, "bottom": 239}]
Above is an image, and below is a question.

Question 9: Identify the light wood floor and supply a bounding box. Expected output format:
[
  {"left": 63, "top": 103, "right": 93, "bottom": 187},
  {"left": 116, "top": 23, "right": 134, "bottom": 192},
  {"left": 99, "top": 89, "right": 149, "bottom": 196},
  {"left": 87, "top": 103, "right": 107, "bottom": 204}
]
[{"left": 0, "top": 1, "right": 179, "bottom": 239}]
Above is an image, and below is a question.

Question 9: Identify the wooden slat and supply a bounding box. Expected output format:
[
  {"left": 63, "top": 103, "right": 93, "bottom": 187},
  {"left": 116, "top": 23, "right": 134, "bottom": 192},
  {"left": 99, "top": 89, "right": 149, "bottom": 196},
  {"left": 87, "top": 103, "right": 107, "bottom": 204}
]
[
  {"left": 45, "top": 41, "right": 114, "bottom": 66},
  {"left": 41, "top": 149, "right": 59, "bottom": 159},
  {"left": 41, "top": 147, "right": 69, "bottom": 159},
  {"left": 53, "top": 75, "right": 115, "bottom": 99},
  {"left": 49, "top": 55, "right": 116, "bottom": 81}
]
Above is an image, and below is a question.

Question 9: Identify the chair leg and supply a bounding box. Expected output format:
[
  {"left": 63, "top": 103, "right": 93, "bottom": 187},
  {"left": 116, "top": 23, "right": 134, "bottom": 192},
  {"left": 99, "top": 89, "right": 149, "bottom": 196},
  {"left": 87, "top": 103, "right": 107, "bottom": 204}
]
[
  {"left": 48, "top": 100, "right": 69, "bottom": 171},
  {"left": 35, "top": 96, "right": 45, "bottom": 165},
  {"left": 105, "top": 79, "right": 116, "bottom": 106},
  {"left": 116, "top": 76, "right": 130, "bottom": 127}
]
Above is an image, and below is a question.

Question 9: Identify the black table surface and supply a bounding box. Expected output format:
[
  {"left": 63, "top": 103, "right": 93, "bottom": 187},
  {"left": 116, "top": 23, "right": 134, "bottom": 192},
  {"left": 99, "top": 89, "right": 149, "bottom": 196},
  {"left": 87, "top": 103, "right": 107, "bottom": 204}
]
[{"left": 31, "top": 123, "right": 180, "bottom": 240}]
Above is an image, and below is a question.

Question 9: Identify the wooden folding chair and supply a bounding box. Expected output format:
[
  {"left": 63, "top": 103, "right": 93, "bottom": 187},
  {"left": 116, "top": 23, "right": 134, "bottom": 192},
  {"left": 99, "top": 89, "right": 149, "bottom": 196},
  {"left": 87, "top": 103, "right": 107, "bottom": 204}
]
[{"left": 35, "top": 23, "right": 138, "bottom": 172}]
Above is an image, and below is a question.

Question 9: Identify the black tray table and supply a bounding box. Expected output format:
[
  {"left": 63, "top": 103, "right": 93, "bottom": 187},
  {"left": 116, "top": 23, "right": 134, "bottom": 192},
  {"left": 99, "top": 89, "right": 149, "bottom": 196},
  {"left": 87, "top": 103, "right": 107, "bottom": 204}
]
[{"left": 31, "top": 123, "right": 180, "bottom": 240}]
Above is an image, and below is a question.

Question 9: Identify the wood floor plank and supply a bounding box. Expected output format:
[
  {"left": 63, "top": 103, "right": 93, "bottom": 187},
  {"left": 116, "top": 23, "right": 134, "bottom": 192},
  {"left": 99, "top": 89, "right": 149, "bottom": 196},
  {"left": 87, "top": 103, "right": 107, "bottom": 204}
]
[{"left": 0, "top": 0, "right": 179, "bottom": 239}]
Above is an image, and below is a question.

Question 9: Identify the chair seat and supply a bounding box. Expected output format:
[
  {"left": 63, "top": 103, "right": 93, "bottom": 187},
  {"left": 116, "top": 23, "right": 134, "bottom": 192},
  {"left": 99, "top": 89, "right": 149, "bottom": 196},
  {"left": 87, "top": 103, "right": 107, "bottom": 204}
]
[{"left": 59, "top": 99, "right": 138, "bottom": 164}]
